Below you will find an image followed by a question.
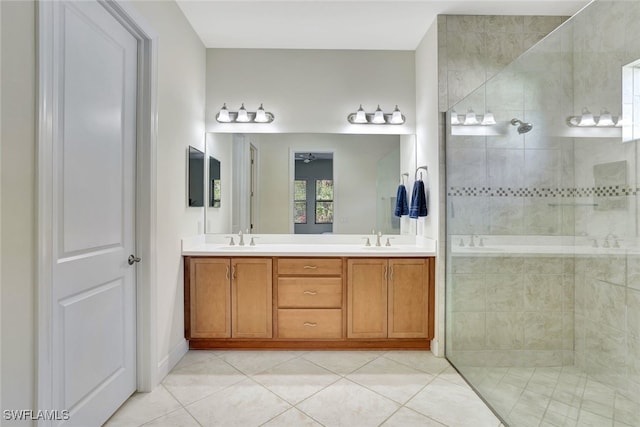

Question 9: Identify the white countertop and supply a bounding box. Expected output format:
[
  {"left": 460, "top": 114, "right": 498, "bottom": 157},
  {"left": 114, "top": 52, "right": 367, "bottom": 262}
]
[{"left": 182, "top": 234, "right": 437, "bottom": 257}]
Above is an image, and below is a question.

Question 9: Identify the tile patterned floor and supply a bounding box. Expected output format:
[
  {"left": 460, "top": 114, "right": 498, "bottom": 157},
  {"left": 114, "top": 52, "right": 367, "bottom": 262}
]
[
  {"left": 464, "top": 365, "right": 640, "bottom": 427},
  {"left": 104, "top": 350, "right": 503, "bottom": 427}
]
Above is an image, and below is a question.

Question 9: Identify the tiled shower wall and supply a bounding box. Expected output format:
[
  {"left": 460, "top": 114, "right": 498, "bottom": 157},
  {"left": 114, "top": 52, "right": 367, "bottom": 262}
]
[
  {"left": 449, "top": 255, "right": 575, "bottom": 367},
  {"left": 446, "top": 0, "right": 640, "bottom": 413},
  {"left": 438, "top": 15, "right": 568, "bottom": 112},
  {"left": 569, "top": 0, "right": 640, "bottom": 407},
  {"left": 437, "top": 15, "right": 568, "bottom": 364}
]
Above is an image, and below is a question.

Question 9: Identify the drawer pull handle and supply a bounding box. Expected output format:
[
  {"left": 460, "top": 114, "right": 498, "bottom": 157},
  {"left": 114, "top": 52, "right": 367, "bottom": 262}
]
[
  {"left": 225, "top": 265, "right": 230, "bottom": 281},
  {"left": 303, "top": 265, "right": 318, "bottom": 269},
  {"left": 303, "top": 322, "right": 317, "bottom": 327},
  {"left": 303, "top": 290, "right": 318, "bottom": 295}
]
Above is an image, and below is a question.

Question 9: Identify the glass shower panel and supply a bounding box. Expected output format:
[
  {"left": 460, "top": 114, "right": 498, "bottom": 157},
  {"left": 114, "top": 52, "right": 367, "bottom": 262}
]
[{"left": 446, "top": 2, "right": 640, "bottom": 425}]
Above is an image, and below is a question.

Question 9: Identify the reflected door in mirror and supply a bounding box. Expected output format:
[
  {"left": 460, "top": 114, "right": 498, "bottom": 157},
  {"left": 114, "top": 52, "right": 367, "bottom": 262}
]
[
  {"left": 188, "top": 146, "right": 204, "bottom": 207},
  {"left": 209, "top": 156, "right": 221, "bottom": 208}
]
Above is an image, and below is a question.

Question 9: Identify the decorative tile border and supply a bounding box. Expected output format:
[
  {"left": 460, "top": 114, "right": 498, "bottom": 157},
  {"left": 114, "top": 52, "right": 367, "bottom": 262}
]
[{"left": 447, "top": 186, "right": 640, "bottom": 197}]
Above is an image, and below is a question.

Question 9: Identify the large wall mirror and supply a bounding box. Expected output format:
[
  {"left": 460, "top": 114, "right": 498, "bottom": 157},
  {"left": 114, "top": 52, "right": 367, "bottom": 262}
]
[{"left": 204, "top": 133, "right": 417, "bottom": 235}]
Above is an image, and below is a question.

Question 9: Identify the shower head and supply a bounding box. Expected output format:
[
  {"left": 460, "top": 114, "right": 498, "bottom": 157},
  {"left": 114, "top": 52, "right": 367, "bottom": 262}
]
[{"left": 510, "top": 118, "right": 533, "bottom": 134}]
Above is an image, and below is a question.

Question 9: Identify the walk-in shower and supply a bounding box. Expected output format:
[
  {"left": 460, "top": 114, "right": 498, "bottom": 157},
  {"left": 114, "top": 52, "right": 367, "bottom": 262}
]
[{"left": 445, "top": 1, "right": 640, "bottom": 426}]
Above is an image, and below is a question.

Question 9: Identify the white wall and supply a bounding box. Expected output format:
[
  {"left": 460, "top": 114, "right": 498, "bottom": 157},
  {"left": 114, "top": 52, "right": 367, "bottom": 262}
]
[
  {"left": 415, "top": 20, "right": 443, "bottom": 355},
  {"left": 1, "top": 1, "right": 36, "bottom": 420},
  {"left": 205, "top": 133, "right": 233, "bottom": 233},
  {"left": 128, "top": 0, "right": 206, "bottom": 378},
  {"left": 206, "top": 49, "right": 416, "bottom": 135},
  {"left": 248, "top": 134, "right": 400, "bottom": 234}
]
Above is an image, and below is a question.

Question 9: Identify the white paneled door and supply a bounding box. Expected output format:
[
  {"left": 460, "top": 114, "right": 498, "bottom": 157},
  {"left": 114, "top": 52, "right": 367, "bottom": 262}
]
[{"left": 51, "top": 1, "right": 137, "bottom": 425}]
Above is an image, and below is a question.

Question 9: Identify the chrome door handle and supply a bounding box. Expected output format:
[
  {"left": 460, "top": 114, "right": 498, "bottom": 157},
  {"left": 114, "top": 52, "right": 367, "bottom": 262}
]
[{"left": 128, "top": 254, "right": 141, "bottom": 265}]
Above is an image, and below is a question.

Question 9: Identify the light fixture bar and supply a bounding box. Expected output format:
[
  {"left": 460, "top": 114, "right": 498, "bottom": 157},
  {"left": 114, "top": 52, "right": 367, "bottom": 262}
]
[
  {"left": 347, "top": 104, "right": 406, "bottom": 125},
  {"left": 215, "top": 103, "right": 275, "bottom": 124}
]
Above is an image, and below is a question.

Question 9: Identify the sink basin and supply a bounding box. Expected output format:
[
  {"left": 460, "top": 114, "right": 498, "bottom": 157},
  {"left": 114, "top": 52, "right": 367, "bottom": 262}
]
[
  {"left": 217, "top": 245, "right": 257, "bottom": 250},
  {"left": 362, "top": 246, "right": 398, "bottom": 250}
]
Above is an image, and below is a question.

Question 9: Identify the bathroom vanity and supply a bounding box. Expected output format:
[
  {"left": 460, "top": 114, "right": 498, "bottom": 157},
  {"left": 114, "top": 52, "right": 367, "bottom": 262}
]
[{"left": 182, "top": 235, "right": 435, "bottom": 350}]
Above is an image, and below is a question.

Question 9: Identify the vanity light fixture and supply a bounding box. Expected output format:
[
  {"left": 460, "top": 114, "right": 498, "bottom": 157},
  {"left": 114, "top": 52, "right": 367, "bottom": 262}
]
[
  {"left": 347, "top": 104, "right": 406, "bottom": 125},
  {"left": 566, "top": 107, "right": 621, "bottom": 128},
  {"left": 451, "top": 108, "right": 497, "bottom": 126},
  {"left": 215, "top": 103, "right": 275, "bottom": 124}
]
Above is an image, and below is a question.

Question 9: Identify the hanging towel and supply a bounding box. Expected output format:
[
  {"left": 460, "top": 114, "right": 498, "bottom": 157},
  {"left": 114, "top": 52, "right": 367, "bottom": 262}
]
[
  {"left": 409, "top": 180, "right": 428, "bottom": 218},
  {"left": 394, "top": 184, "right": 409, "bottom": 217}
]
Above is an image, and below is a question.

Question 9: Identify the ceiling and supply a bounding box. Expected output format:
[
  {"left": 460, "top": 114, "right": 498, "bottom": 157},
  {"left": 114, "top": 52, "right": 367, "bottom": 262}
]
[{"left": 176, "top": 0, "right": 589, "bottom": 50}]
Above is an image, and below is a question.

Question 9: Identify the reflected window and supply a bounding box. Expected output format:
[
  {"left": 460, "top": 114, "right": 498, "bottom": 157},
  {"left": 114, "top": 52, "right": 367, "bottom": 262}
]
[
  {"left": 294, "top": 179, "right": 307, "bottom": 224},
  {"left": 315, "top": 179, "right": 334, "bottom": 224}
]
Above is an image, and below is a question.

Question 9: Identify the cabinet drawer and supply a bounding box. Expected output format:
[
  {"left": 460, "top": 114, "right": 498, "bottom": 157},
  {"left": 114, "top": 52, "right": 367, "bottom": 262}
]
[
  {"left": 277, "top": 309, "right": 342, "bottom": 339},
  {"left": 278, "top": 278, "right": 342, "bottom": 308},
  {"left": 278, "top": 258, "right": 342, "bottom": 276}
]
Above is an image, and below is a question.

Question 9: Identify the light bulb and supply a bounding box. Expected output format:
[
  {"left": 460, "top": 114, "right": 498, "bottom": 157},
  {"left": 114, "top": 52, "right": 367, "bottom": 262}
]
[
  {"left": 255, "top": 103, "right": 268, "bottom": 123},
  {"left": 450, "top": 110, "right": 460, "bottom": 125},
  {"left": 578, "top": 107, "right": 595, "bottom": 126},
  {"left": 372, "top": 105, "right": 385, "bottom": 124},
  {"left": 353, "top": 104, "right": 367, "bottom": 123},
  {"left": 390, "top": 105, "right": 404, "bottom": 124},
  {"left": 236, "top": 103, "right": 249, "bottom": 123},
  {"left": 464, "top": 108, "right": 478, "bottom": 125},
  {"left": 216, "top": 103, "right": 231, "bottom": 123},
  {"left": 481, "top": 111, "right": 496, "bottom": 125},
  {"left": 596, "top": 108, "right": 614, "bottom": 126}
]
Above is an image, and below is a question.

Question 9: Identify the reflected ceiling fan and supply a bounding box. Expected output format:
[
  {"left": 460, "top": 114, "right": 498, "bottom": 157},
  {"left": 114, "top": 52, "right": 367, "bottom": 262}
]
[{"left": 296, "top": 153, "right": 316, "bottom": 163}]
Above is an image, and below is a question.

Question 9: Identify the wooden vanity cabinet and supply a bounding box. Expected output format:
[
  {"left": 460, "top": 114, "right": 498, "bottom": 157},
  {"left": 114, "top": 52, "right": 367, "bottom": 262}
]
[
  {"left": 275, "top": 258, "right": 344, "bottom": 339},
  {"left": 187, "top": 258, "right": 231, "bottom": 338},
  {"left": 185, "top": 255, "right": 433, "bottom": 349},
  {"left": 347, "top": 258, "right": 431, "bottom": 339},
  {"left": 232, "top": 258, "right": 273, "bottom": 338},
  {"left": 185, "top": 257, "right": 272, "bottom": 339}
]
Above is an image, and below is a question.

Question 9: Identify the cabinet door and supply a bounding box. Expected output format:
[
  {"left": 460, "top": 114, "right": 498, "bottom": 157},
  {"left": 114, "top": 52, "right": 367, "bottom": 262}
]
[
  {"left": 189, "top": 258, "right": 231, "bottom": 338},
  {"left": 347, "top": 259, "right": 387, "bottom": 338},
  {"left": 388, "top": 258, "right": 429, "bottom": 338},
  {"left": 232, "top": 258, "right": 273, "bottom": 338}
]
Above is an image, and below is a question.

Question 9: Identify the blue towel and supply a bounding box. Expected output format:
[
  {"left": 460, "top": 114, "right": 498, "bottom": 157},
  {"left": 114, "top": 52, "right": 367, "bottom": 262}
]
[
  {"left": 409, "top": 180, "right": 428, "bottom": 218},
  {"left": 394, "top": 184, "right": 409, "bottom": 217}
]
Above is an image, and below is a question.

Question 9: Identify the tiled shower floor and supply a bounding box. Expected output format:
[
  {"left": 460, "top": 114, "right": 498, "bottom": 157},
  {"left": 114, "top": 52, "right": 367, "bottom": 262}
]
[
  {"left": 104, "top": 350, "right": 503, "bottom": 427},
  {"left": 463, "top": 365, "right": 640, "bottom": 427}
]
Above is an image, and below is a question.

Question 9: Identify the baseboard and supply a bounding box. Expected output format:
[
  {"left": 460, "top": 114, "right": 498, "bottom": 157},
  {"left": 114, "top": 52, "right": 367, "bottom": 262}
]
[
  {"left": 431, "top": 339, "right": 442, "bottom": 357},
  {"left": 156, "top": 338, "right": 188, "bottom": 381}
]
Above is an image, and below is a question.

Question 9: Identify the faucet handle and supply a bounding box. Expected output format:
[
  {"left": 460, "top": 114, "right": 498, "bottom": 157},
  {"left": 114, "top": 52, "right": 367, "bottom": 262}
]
[
  {"left": 249, "top": 237, "right": 258, "bottom": 246},
  {"left": 225, "top": 236, "right": 236, "bottom": 246},
  {"left": 362, "top": 237, "right": 371, "bottom": 247},
  {"left": 385, "top": 237, "right": 395, "bottom": 247}
]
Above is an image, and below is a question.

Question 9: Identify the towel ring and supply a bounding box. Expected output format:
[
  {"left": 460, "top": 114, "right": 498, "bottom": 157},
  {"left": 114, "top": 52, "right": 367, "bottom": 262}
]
[{"left": 400, "top": 172, "right": 409, "bottom": 185}]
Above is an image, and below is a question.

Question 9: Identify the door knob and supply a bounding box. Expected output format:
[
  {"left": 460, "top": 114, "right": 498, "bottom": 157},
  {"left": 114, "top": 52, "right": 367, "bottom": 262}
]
[{"left": 128, "top": 254, "right": 141, "bottom": 265}]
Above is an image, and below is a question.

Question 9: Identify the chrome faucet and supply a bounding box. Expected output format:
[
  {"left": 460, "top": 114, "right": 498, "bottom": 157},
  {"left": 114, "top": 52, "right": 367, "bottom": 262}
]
[
  {"left": 371, "top": 229, "right": 383, "bottom": 247},
  {"left": 603, "top": 233, "right": 618, "bottom": 248},
  {"left": 238, "top": 230, "right": 245, "bottom": 246}
]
